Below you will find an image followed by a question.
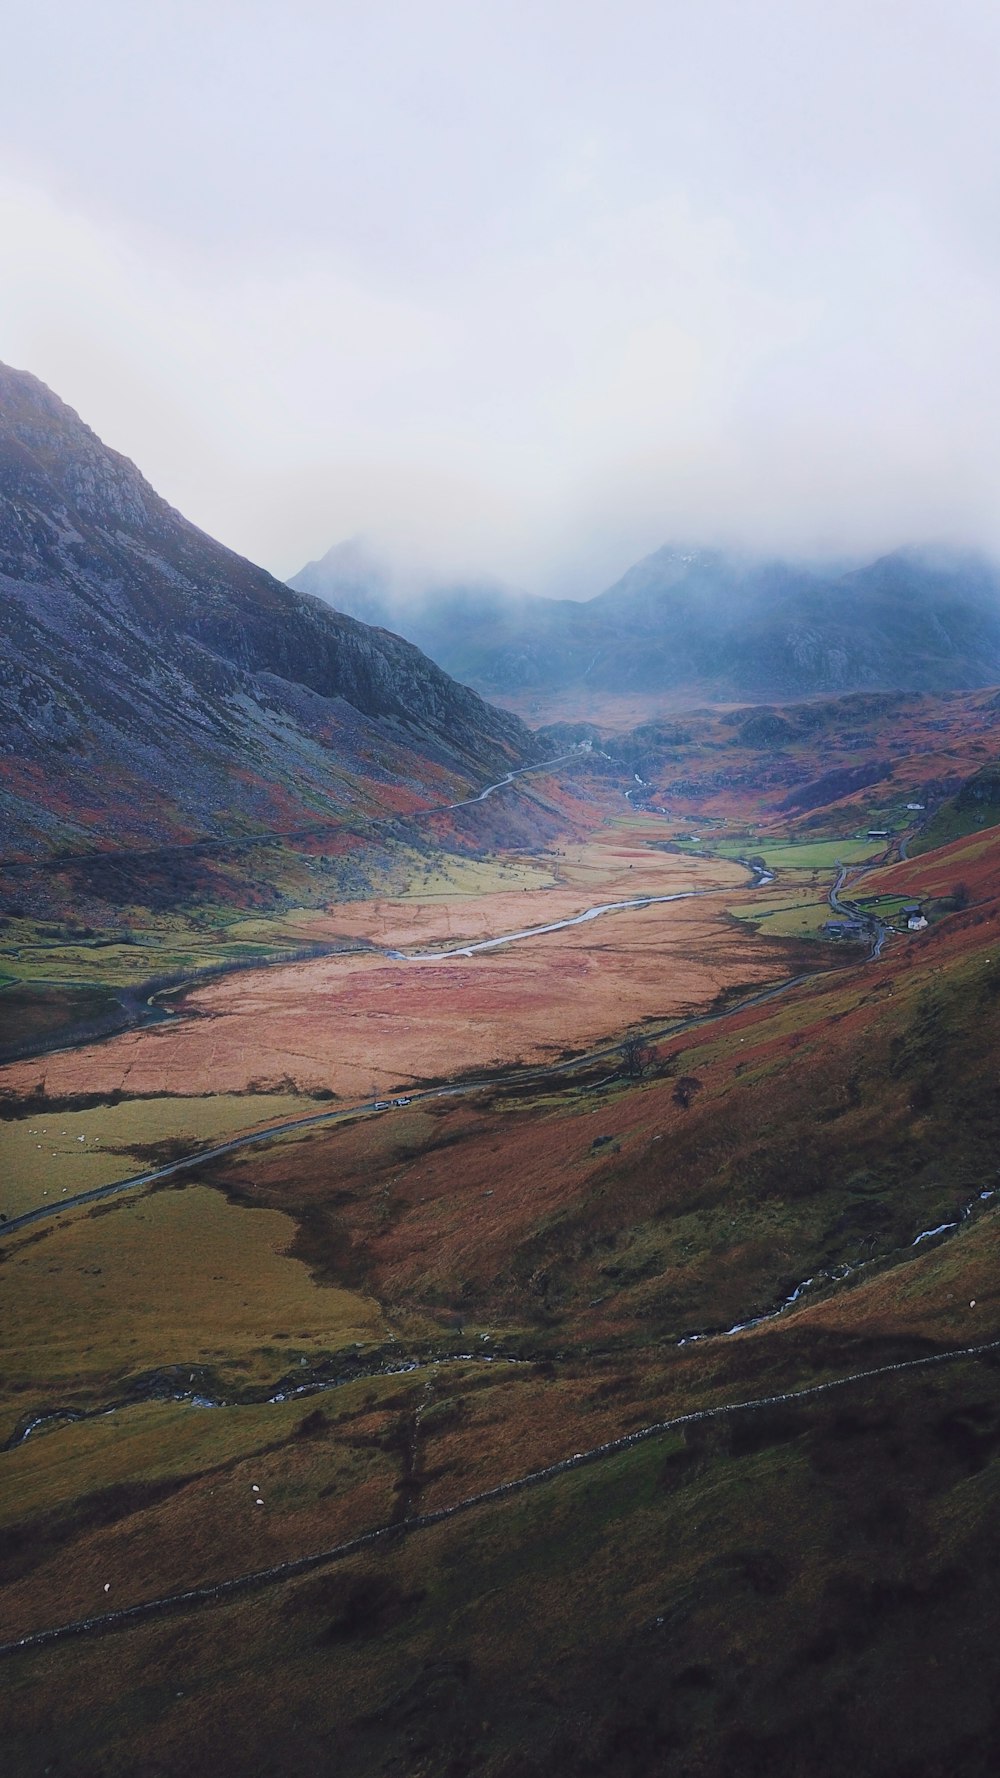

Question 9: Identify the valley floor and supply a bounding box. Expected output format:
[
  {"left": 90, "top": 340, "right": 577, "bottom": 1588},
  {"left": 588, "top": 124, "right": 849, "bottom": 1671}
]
[
  {"left": 1, "top": 818, "right": 807, "bottom": 1121},
  {"left": 4, "top": 740, "right": 1000, "bottom": 1777}
]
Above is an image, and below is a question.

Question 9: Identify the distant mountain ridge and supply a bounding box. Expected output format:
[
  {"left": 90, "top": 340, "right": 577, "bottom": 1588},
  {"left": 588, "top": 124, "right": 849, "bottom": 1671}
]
[
  {"left": 0, "top": 366, "right": 534, "bottom": 859},
  {"left": 291, "top": 539, "right": 1000, "bottom": 700},
  {"left": 290, "top": 538, "right": 568, "bottom": 684}
]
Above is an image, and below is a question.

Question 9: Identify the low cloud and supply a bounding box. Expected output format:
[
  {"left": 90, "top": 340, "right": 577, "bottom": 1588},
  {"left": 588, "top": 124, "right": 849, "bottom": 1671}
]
[{"left": 3, "top": 2, "right": 1000, "bottom": 596}]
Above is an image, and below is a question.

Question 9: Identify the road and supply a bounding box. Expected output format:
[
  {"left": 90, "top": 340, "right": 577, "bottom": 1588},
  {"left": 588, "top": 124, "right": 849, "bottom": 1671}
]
[
  {"left": 0, "top": 806, "right": 972, "bottom": 1657},
  {"left": 0, "top": 752, "right": 582, "bottom": 875},
  {"left": 0, "top": 751, "right": 584, "bottom": 1069},
  {"left": 829, "top": 861, "right": 893, "bottom": 958},
  {"left": 0, "top": 945, "right": 808, "bottom": 1242},
  {"left": 444, "top": 752, "right": 578, "bottom": 809}
]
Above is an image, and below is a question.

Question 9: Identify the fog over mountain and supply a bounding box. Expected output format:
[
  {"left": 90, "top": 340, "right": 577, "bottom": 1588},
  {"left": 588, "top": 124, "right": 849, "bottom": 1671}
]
[
  {"left": 6, "top": 4, "right": 1000, "bottom": 593},
  {"left": 292, "top": 537, "right": 1000, "bottom": 700}
]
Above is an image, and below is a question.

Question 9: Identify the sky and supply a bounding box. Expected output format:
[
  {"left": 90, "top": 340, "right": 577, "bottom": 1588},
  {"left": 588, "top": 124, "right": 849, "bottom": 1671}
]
[{"left": 2, "top": 0, "right": 1000, "bottom": 597}]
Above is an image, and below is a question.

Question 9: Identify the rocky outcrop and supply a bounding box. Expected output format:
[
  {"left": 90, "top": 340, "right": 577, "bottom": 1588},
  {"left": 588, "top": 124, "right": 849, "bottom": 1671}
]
[{"left": 954, "top": 761, "right": 1000, "bottom": 811}]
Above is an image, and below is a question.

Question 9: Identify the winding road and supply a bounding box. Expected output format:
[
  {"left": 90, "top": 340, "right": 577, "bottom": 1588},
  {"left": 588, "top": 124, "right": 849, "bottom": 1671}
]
[
  {"left": 444, "top": 753, "right": 578, "bottom": 809},
  {"left": 0, "top": 786, "right": 971, "bottom": 1663},
  {"left": 829, "top": 860, "right": 894, "bottom": 958},
  {"left": 0, "top": 752, "right": 582, "bottom": 876}
]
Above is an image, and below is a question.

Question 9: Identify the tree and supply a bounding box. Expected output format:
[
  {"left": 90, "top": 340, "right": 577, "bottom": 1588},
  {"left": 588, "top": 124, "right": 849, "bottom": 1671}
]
[
  {"left": 672, "top": 1075, "right": 703, "bottom": 1110},
  {"left": 621, "top": 1036, "right": 657, "bottom": 1079}
]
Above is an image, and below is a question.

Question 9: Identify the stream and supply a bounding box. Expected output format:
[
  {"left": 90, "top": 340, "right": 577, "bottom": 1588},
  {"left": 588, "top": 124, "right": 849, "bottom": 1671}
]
[
  {"left": 678, "top": 1186, "right": 997, "bottom": 1347},
  {"left": 0, "top": 856, "right": 834, "bottom": 1243},
  {"left": 390, "top": 886, "right": 730, "bottom": 962},
  {"left": 4, "top": 1346, "right": 533, "bottom": 1451},
  {"left": 389, "top": 849, "right": 779, "bottom": 963},
  {"left": 2, "top": 753, "right": 580, "bottom": 1067},
  {"left": 8, "top": 1335, "right": 1000, "bottom": 1661},
  {"left": 10, "top": 1184, "right": 997, "bottom": 1451}
]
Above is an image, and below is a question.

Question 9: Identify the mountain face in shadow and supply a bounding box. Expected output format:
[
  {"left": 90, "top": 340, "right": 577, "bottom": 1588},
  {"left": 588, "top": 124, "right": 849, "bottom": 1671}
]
[
  {"left": 289, "top": 537, "right": 582, "bottom": 689},
  {"left": 292, "top": 539, "right": 1000, "bottom": 700},
  {"left": 0, "top": 367, "right": 534, "bottom": 858}
]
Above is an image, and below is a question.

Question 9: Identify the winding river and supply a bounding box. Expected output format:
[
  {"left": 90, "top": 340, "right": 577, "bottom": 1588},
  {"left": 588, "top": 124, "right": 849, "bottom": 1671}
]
[{"left": 390, "top": 884, "right": 734, "bottom": 961}]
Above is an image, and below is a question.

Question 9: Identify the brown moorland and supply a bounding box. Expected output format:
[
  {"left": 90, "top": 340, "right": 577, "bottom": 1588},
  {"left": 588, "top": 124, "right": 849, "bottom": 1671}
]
[
  {"left": 1, "top": 823, "right": 814, "bottom": 1106},
  {"left": 525, "top": 687, "right": 999, "bottom": 837}
]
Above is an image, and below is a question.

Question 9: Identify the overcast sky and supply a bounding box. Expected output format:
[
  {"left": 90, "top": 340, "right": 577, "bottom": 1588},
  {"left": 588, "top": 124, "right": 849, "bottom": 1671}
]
[{"left": 2, "top": 0, "right": 1000, "bottom": 595}]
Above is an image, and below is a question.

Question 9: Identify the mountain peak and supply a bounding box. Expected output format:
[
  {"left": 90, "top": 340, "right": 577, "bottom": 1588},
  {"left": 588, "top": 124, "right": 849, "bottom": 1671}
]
[
  {"left": 0, "top": 365, "right": 535, "bottom": 859},
  {"left": 290, "top": 529, "right": 1000, "bottom": 702},
  {"left": 0, "top": 361, "right": 167, "bottom": 545}
]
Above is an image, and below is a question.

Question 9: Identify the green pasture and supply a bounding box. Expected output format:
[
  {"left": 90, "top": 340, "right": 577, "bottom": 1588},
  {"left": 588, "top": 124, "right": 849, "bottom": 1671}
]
[
  {"left": 0, "top": 1366, "right": 428, "bottom": 1529},
  {"left": 9, "top": 1347, "right": 1000, "bottom": 1778},
  {"left": 0, "top": 906, "right": 352, "bottom": 1056},
  {"left": 0, "top": 1184, "right": 387, "bottom": 1431},
  {"left": 0, "top": 905, "right": 335, "bottom": 991},
  {"left": 665, "top": 828, "right": 875, "bottom": 871},
  {"left": 0, "top": 1091, "right": 318, "bottom": 1220},
  {"left": 854, "top": 894, "right": 912, "bottom": 919},
  {"left": 910, "top": 800, "right": 1000, "bottom": 855},
  {"left": 728, "top": 891, "right": 834, "bottom": 939},
  {"left": 715, "top": 837, "right": 881, "bottom": 872}
]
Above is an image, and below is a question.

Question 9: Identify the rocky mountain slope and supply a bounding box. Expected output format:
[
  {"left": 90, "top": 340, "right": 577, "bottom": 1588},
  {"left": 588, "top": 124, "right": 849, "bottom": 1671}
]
[
  {"left": 293, "top": 539, "right": 1000, "bottom": 701},
  {"left": 910, "top": 755, "right": 1000, "bottom": 854},
  {"left": 0, "top": 366, "right": 534, "bottom": 859},
  {"left": 289, "top": 537, "right": 582, "bottom": 691}
]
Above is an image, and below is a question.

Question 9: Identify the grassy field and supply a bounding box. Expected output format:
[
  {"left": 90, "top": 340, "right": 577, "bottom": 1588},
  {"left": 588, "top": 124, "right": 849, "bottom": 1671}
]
[
  {"left": 0, "top": 840, "right": 812, "bottom": 1107},
  {"left": 0, "top": 906, "right": 343, "bottom": 989},
  {"left": 911, "top": 802, "right": 1000, "bottom": 855},
  {"left": 709, "top": 836, "right": 883, "bottom": 871},
  {"left": 0, "top": 1184, "right": 387, "bottom": 1437},
  {"left": 6, "top": 1326, "right": 1000, "bottom": 1775},
  {"left": 853, "top": 893, "right": 914, "bottom": 920},
  {"left": 0, "top": 906, "right": 358, "bottom": 1059},
  {"left": 727, "top": 889, "right": 836, "bottom": 939},
  {"left": 1, "top": 1091, "right": 324, "bottom": 1220}
]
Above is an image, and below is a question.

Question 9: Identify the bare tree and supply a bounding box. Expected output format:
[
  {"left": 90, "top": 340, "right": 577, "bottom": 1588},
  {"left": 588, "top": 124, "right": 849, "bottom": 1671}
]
[{"left": 621, "top": 1036, "right": 657, "bottom": 1078}]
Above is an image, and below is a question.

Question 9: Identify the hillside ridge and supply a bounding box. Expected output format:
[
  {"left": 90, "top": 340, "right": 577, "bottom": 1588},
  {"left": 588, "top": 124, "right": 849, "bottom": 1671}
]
[
  {"left": 292, "top": 536, "right": 1000, "bottom": 701},
  {"left": 0, "top": 364, "right": 535, "bottom": 859}
]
